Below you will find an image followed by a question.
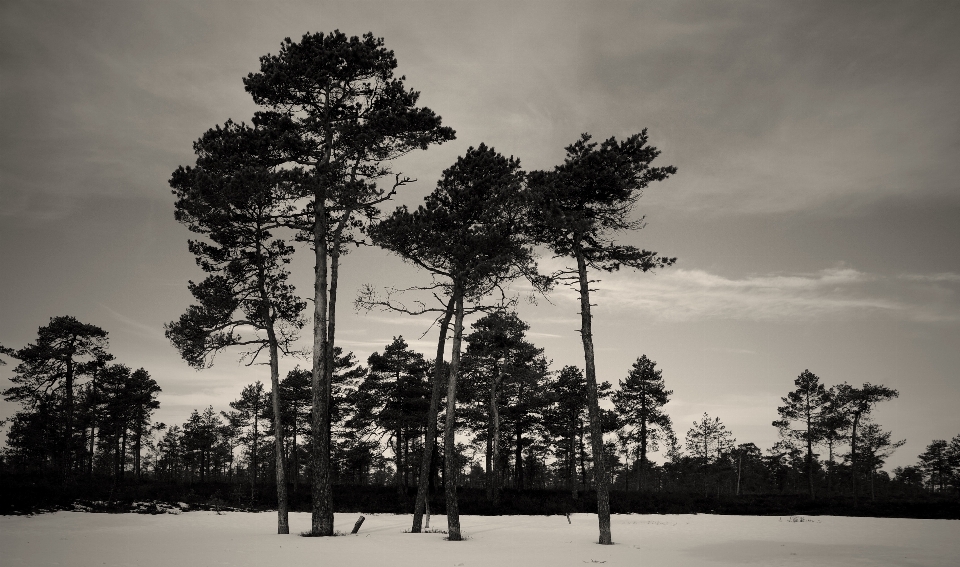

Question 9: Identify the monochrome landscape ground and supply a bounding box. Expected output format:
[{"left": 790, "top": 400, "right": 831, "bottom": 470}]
[{"left": 3, "top": 511, "right": 959, "bottom": 567}]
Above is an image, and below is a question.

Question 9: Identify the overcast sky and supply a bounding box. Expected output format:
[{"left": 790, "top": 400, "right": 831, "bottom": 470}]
[{"left": 2, "top": 0, "right": 959, "bottom": 470}]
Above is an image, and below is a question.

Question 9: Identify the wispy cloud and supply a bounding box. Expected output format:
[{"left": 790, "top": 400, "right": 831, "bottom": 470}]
[
  {"left": 899, "top": 272, "right": 960, "bottom": 283},
  {"left": 100, "top": 304, "right": 166, "bottom": 340},
  {"left": 547, "top": 267, "right": 959, "bottom": 324}
]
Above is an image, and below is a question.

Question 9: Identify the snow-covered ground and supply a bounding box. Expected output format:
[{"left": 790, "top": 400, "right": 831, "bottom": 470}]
[{"left": 2, "top": 511, "right": 957, "bottom": 566}]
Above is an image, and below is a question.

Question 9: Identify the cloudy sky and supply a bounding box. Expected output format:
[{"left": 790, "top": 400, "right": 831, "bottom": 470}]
[{"left": 2, "top": 0, "right": 958, "bottom": 470}]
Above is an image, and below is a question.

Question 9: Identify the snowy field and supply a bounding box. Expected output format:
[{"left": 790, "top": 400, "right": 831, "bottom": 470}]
[{"left": 2, "top": 511, "right": 958, "bottom": 566}]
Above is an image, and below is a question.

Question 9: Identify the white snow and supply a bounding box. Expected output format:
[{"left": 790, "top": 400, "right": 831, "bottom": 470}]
[{"left": 2, "top": 511, "right": 957, "bottom": 566}]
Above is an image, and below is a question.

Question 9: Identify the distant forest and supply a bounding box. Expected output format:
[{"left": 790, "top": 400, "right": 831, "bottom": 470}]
[{"left": 2, "top": 314, "right": 957, "bottom": 518}]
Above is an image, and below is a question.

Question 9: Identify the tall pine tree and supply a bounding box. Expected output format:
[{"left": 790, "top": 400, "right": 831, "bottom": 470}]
[{"left": 527, "top": 132, "right": 676, "bottom": 544}]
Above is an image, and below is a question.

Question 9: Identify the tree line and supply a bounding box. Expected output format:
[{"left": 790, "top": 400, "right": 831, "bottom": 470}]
[{"left": 3, "top": 318, "right": 958, "bottom": 516}]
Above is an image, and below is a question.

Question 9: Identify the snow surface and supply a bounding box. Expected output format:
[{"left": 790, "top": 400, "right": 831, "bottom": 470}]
[{"left": 2, "top": 511, "right": 957, "bottom": 566}]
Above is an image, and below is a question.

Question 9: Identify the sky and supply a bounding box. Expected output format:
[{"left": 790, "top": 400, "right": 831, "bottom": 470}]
[{"left": 1, "top": 0, "right": 959, "bottom": 471}]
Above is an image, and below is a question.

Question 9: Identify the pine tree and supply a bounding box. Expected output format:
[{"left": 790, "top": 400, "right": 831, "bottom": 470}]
[
  {"left": 543, "top": 366, "right": 613, "bottom": 497},
  {"left": 127, "top": 368, "right": 161, "bottom": 482},
  {"left": 772, "top": 369, "right": 829, "bottom": 499},
  {"left": 167, "top": 119, "right": 305, "bottom": 533},
  {"left": 367, "top": 145, "right": 539, "bottom": 539},
  {"left": 2, "top": 316, "right": 111, "bottom": 477},
  {"left": 834, "top": 382, "right": 898, "bottom": 505},
  {"left": 226, "top": 382, "right": 270, "bottom": 499},
  {"left": 858, "top": 421, "right": 904, "bottom": 500},
  {"left": 527, "top": 132, "right": 676, "bottom": 544},
  {"left": 613, "top": 355, "right": 672, "bottom": 491},
  {"left": 244, "top": 31, "right": 454, "bottom": 535},
  {"left": 917, "top": 439, "right": 951, "bottom": 492},
  {"left": 354, "top": 337, "right": 430, "bottom": 496}
]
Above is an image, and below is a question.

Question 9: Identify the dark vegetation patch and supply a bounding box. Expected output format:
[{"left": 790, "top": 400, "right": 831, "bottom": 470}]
[{"left": 2, "top": 473, "right": 957, "bottom": 519}]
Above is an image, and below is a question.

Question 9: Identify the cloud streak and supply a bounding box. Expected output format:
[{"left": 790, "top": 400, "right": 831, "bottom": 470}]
[{"left": 546, "top": 267, "right": 960, "bottom": 324}]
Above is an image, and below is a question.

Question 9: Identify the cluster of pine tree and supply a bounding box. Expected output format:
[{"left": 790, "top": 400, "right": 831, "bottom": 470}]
[
  {"left": 1, "top": 317, "right": 161, "bottom": 482},
  {"left": 145, "top": 29, "right": 679, "bottom": 543}
]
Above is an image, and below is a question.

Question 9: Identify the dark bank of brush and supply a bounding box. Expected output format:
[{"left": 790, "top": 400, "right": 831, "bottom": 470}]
[{"left": 3, "top": 474, "right": 957, "bottom": 519}]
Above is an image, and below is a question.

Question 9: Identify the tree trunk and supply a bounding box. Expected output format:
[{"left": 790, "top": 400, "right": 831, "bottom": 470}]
[
  {"left": 444, "top": 291, "right": 465, "bottom": 541},
  {"left": 490, "top": 365, "right": 501, "bottom": 506},
  {"left": 412, "top": 296, "right": 455, "bottom": 533},
  {"left": 736, "top": 452, "right": 742, "bottom": 496},
  {"left": 63, "top": 354, "right": 75, "bottom": 477},
  {"left": 134, "top": 416, "right": 143, "bottom": 482},
  {"left": 576, "top": 249, "right": 612, "bottom": 545},
  {"left": 88, "top": 375, "right": 97, "bottom": 477},
  {"left": 291, "top": 413, "right": 298, "bottom": 492},
  {"left": 851, "top": 413, "right": 860, "bottom": 508},
  {"left": 322, "top": 235, "right": 345, "bottom": 516},
  {"left": 827, "top": 440, "right": 834, "bottom": 493},
  {"left": 578, "top": 419, "right": 587, "bottom": 492},
  {"left": 569, "top": 420, "right": 578, "bottom": 499},
  {"left": 311, "top": 179, "right": 333, "bottom": 536},
  {"left": 264, "top": 312, "right": 289, "bottom": 533},
  {"left": 806, "top": 390, "right": 815, "bottom": 499},
  {"left": 119, "top": 427, "right": 127, "bottom": 482},
  {"left": 639, "top": 418, "right": 648, "bottom": 492},
  {"left": 515, "top": 421, "right": 523, "bottom": 490},
  {"left": 396, "top": 429, "right": 405, "bottom": 497}
]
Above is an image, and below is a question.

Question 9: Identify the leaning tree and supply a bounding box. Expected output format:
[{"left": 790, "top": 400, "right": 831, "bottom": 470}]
[
  {"left": 243, "top": 30, "right": 455, "bottom": 535},
  {"left": 526, "top": 131, "right": 676, "bottom": 544},
  {"left": 166, "top": 119, "right": 305, "bottom": 534},
  {"left": 365, "top": 144, "right": 542, "bottom": 539},
  {"left": 834, "top": 382, "right": 898, "bottom": 506}
]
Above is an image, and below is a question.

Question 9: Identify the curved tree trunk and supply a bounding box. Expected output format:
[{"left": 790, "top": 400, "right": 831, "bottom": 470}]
[
  {"left": 412, "top": 296, "right": 455, "bottom": 532},
  {"left": 576, "top": 249, "right": 612, "bottom": 545},
  {"left": 444, "top": 291, "right": 465, "bottom": 541},
  {"left": 258, "top": 234, "right": 289, "bottom": 533}
]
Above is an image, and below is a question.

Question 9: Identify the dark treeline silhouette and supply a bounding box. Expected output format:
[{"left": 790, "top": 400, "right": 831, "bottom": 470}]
[{"left": 4, "top": 317, "right": 958, "bottom": 519}]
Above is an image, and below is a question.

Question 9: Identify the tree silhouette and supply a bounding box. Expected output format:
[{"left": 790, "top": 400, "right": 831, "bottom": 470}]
[
  {"left": 613, "top": 355, "right": 672, "bottom": 491},
  {"left": 225, "top": 381, "right": 270, "bottom": 499},
  {"left": 460, "top": 311, "right": 545, "bottom": 502},
  {"left": 543, "top": 365, "right": 614, "bottom": 497},
  {"left": 244, "top": 30, "right": 454, "bottom": 535},
  {"left": 834, "top": 382, "right": 898, "bottom": 506},
  {"left": 858, "top": 421, "right": 904, "bottom": 500},
  {"left": 353, "top": 337, "right": 430, "bottom": 496},
  {"left": 367, "top": 144, "right": 539, "bottom": 539},
  {"left": 773, "top": 369, "right": 829, "bottom": 498},
  {"left": 167, "top": 119, "right": 305, "bottom": 533},
  {"left": 818, "top": 386, "right": 851, "bottom": 493},
  {"left": 917, "top": 439, "right": 951, "bottom": 492},
  {"left": 527, "top": 132, "right": 676, "bottom": 544},
  {"left": 3, "top": 316, "right": 111, "bottom": 477}
]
